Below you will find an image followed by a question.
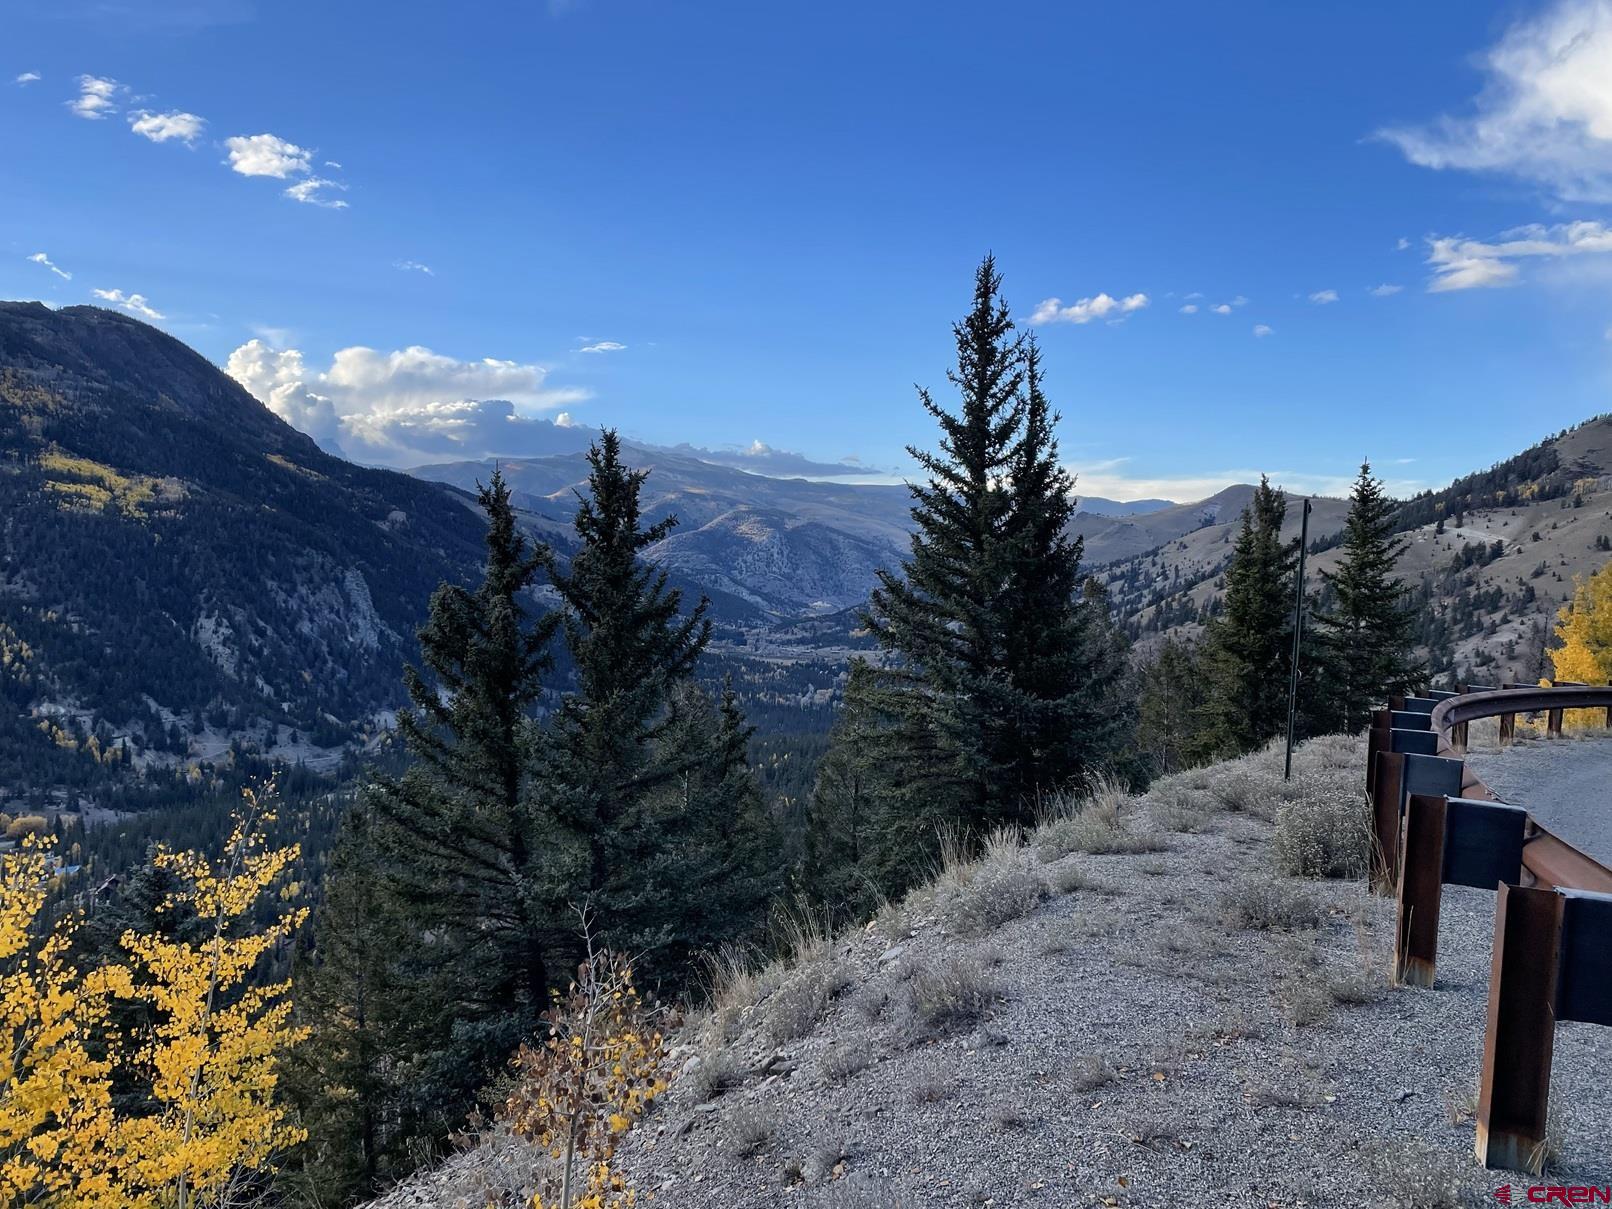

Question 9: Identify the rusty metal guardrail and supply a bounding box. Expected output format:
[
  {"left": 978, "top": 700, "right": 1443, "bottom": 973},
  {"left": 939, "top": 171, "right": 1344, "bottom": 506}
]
[{"left": 1363, "top": 682, "right": 1612, "bottom": 1173}]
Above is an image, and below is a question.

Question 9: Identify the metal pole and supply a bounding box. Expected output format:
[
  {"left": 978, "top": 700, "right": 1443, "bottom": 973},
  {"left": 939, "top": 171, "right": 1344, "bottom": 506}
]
[{"left": 1284, "top": 497, "right": 1312, "bottom": 780}]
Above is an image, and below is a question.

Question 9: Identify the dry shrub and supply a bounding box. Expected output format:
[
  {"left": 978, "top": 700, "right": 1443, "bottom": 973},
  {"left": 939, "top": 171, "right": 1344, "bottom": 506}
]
[
  {"left": 1221, "top": 877, "right": 1323, "bottom": 931},
  {"left": 688, "top": 1049, "right": 744, "bottom": 1102},
  {"left": 1069, "top": 1054, "right": 1117, "bottom": 1093},
  {"left": 898, "top": 953, "right": 998, "bottom": 1041},
  {"left": 1274, "top": 789, "right": 1371, "bottom": 880},
  {"left": 767, "top": 966, "right": 838, "bottom": 1044},
  {"left": 724, "top": 1105, "right": 776, "bottom": 1158},
  {"left": 821, "top": 1043, "right": 873, "bottom": 1084}
]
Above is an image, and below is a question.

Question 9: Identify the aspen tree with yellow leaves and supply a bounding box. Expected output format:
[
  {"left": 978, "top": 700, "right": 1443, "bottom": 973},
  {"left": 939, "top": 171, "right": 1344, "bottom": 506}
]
[
  {"left": 502, "top": 921, "right": 670, "bottom": 1209},
  {"left": 1548, "top": 559, "right": 1612, "bottom": 729},
  {"left": 0, "top": 786, "right": 308, "bottom": 1207}
]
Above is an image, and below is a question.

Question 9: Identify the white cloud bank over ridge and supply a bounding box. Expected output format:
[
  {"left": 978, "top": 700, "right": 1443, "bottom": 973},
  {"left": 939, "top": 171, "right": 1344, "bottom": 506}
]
[
  {"left": 1028, "top": 292, "right": 1149, "bottom": 325},
  {"left": 226, "top": 339, "right": 592, "bottom": 465},
  {"left": 1379, "top": 0, "right": 1612, "bottom": 202},
  {"left": 91, "top": 288, "right": 163, "bottom": 319},
  {"left": 1069, "top": 458, "right": 1424, "bottom": 504}
]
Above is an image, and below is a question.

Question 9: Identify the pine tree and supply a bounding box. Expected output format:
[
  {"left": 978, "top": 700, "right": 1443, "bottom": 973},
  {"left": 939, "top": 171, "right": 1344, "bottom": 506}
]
[
  {"left": 1310, "top": 462, "right": 1423, "bottom": 732},
  {"left": 366, "top": 469, "right": 560, "bottom": 1147},
  {"left": 862, "top": 255, "right": 1024, "bottom": 838},
  {"left": 1196, "top": 477, "right": 1296, "bottom": 757},
  {"left": 534, "top": 430, "right": 714, "bottom": 979}
]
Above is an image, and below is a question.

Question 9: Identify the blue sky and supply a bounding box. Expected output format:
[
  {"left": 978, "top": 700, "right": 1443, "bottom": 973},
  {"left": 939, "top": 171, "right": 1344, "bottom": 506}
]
[{"left": 6, "top": 0, "right": 1612, "bottom": 500}]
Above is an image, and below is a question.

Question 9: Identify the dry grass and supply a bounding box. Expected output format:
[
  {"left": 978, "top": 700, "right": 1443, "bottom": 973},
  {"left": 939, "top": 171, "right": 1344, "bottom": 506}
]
[
  {"left": 821, "top": 1043, "right": 873, "bottom": 1084},
  {"left": 1069, "top": 1054, "right": 1118, "bottom": 1093},
  {"left": 688, "top": 1049, "right": 745, "bottom": 1102},
  {"left": 1273, "top": 778, "right": 1372, "bottom": 880},
  {"left": 1033, "top": 776, "right": 1166, "bottom": 859},
  {"left": 723, "top": 1105, "right": 776, "bottom": 1158},
  {"left": 935, "top": 828, "right": 1049, "bottom": 936}
]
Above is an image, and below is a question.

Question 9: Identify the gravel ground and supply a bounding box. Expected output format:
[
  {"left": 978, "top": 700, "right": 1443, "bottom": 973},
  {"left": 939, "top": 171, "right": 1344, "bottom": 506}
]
[
  {"left": 367, "top": 736, "right": 1612, "bottom": 1209},
  {"left": 1465, "top": 729, "right": 1612, "bottom": 864}
]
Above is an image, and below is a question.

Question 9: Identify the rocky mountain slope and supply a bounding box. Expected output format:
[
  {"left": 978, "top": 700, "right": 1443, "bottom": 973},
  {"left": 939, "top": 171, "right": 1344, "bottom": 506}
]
[
  {"left": 365, "top": 733, "right": 1612, "bottom": 1208},
  {"left": 1105, "top": 415, "right": 1612, "bottom": 684},
  {"left": 0, "top": 302, "right": 488, "bottom": 793}
]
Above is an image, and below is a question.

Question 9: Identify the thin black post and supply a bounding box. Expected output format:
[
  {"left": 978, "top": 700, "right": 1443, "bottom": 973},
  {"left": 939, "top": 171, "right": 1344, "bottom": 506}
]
[{"left": 1284, "top": 496, "right": 1312, "bottom": 780}]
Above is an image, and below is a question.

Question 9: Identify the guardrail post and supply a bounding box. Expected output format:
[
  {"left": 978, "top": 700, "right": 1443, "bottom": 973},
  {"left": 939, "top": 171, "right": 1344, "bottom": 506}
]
[
  {"left": 1371, "top": 751, "right": 1405, "bottom": 894},
  {"left": 1499, "top": 684, "right": 1517, "bottom": 746},
  {"left": 1475, "top": 883, "right": 1564, "bottom": 1173},
  {"left": 1395, "top": 794, "right": 1447, "bottom": 987},
  {"left": 1546, "top": 705, "right": 1564, "bottom": 739}
]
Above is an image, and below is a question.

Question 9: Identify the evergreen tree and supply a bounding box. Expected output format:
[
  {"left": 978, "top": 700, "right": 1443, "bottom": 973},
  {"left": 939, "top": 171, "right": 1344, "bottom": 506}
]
[
  {"left": 533, "top": 430, "right": 714, "bottom": 981},
  {"left": 1310, "top": 462, "right": 1423, "bottom": 732},
  {"left": 288, "top": 803, "right": 410, "bottom": 1205},
  {"left": 998, "top": 341, "right": 1131, "bottom": 807},
  {"left": 1196, "top": 477, "right": 1296, "bottom": 757},
  {"left": 861, "top": 254, "right": 1025, "bottom": 840},
  {"left": 365, "top": 470, "right": 560, "bottom": 1149},
  {"left": 1136, "top": 637, "right": 1209, "bottom": 774}
]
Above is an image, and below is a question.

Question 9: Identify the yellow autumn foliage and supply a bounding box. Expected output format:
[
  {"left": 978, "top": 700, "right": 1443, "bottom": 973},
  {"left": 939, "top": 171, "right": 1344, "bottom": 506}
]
[
  {"left": 0, "top": 786, "right": 307, "bottom": 1207},
  {"left": 1548, "top": 559, "right": 1612, "bottom": 730},
  {"left": 503, "top": 928, "right": 670, "bottom": 1209}
]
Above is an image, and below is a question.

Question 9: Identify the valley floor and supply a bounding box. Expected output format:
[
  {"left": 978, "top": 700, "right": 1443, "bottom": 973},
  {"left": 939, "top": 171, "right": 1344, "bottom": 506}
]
[{"left": 368, "top": 735, "right": 1612, "bottom": 1209}]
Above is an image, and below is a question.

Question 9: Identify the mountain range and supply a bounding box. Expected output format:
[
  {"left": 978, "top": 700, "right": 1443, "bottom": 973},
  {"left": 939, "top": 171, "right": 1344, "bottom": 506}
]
[{"left": 2, "top": 302, "right": 1604, "bottom": 801}]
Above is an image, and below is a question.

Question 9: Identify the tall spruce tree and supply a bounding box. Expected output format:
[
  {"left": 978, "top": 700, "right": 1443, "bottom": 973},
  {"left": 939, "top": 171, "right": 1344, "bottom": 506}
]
[
  {"left": 364, "top": 469, "right": 560, "bottom": 1148},
  {"left": 862, "top": 254, "right": 1025, "bottom": 840},
  {"left": 1196, "top": 476, "right": 1297, "bottom": 758},
  {"left": 999, "top": 338, "right": 1132, "bottom": 807},
  {"left": 533, "top": 429, "right": 716, "bottom": 983},
  {"left": 1136, "top": 636, "right": 1209, "bottom": 775},
  {"left": 1310, "top": 461, "right": 1422, "bottom": 732},
  {"left": 288, "top": 802, "right": 411, "bottom": 1205}
]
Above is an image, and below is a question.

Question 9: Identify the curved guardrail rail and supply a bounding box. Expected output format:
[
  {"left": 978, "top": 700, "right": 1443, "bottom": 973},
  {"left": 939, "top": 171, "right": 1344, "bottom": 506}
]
[{"left": 1363, "top": 682, "right": 1612, "bottom": 1173}]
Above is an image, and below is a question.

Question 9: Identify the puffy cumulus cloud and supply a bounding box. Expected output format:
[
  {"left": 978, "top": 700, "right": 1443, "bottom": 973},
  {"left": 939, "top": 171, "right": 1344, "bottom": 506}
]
[
  {"left": 1210, "top": 303, "right": 1232, "bottom": 315},
  {"left": 225, "top": 339, "right": 593, "bottom": 465},
  {"left": 1379, "top": 0, "right": 1612, "bottom": 202},
  {"left": 16, "top": 72, "right": 41, "bottom": 86},
  {"left": 579, "top": 340, "right": 626, "bottom": 353},
  {"left": 1425, "top": 221, "right": 1612, "bottom": 291},
  {"left": 224, "top": 133, "right": 312, "bottom": 178},
  {"left": 225, "top": 341, "right": 344, "bottom": 453},
  {"left": 284, "top": 177, "right": 348, "bottom": 208},
  {"left": 1028, "top": 292, "right": 1149, "bottom": 325},
  {"left": 1179, "top": 304, "right": 1199, "bottom": 314},
  {"left": 1308, "top": 289, "right": 1340, "bottom": 304},
  {"left": 129, "top": 109, "right": 206, "bottom": 144},
  {"left": 91, "top": 288, "right": 163, "bottom": 320},
  {"left": 67, "top": 74, "right": 121, "bottom": 119},
  {"left": 28, "top": 252, "right": 71, "bottom": 281},
  {"left": 1253, "top": 324, "right": 1273, "bottom": 337},
  {"left": 1369, "top": 283, "right": 1404, "bottom": 296}
]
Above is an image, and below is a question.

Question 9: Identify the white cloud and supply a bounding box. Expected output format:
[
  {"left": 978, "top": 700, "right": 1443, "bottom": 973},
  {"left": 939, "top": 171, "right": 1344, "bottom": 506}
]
[
  {"left": 1029, "top": 292, "right": 1149, "bottom": 325},
  {"left": 1378, "top": 0, "right": 1612, "bottom": 202},
  {"left": 225, "top": 339, "right": 592, "bottom": 465},
  {"left": 129, "top": 109, "right": 205, "bottom": 144},
  {"left": 1231, "top": 295, "right": 1249, "bottom": 307},
  {"left": 91, "top": 288, "right": 163, "bottom": 320},
  {"left": 1369, "top": 283, "right": 1404, "bottom": 296},
  {"left": 579, "top": 340, "right": 626, "bottom": 353},
  {"left": 284, "top": 177, "right": 348, "bottom": 208},
  {"left": 1253, "top": 324, "right": 1273, "bottom": 337},
  {"left": 1179, "top": 304, "right": 1199, "bottom": 314},
  {"left": 1424, "top": 220, "right": 1612, "bottom": 291},
  {"left": 67, "top": 75, "right": 121, "bottom": 119},
  {"left": 1068, "top": 458, "right": 1425, "bottom": 503},
  {"left": 1308, "top": 289, "right": 1340, "bottom": 304},
  {"left": 395, "top": 260, "right": 433, "bottom": 275},
  {"left": 27, "top": 252, "right": 71, "bottom": 281},
  {"left": 15, "top": 72, "right": 40, "bottom": 86},
  {"left": 1397, "top": 237, "right": 1411, "bottom": 251},
  {"left": 224, "top": 133, "right": 312, "bottom": 178},
  {"left": 1210, "top": 303, "right": 1232, "bottom": 315},
  {"left": 1184, "top": 291, "right": 1203, "bottom": 300}
]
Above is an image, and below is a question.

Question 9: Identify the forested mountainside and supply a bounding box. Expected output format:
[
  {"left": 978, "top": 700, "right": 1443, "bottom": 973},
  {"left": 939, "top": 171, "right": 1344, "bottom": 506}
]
[
  {"left": 1102, "top": 414, "right": 1612, "bottom": 684},
  {"left": 0, "top": 302, "right": 487, "bottom": 797}
]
